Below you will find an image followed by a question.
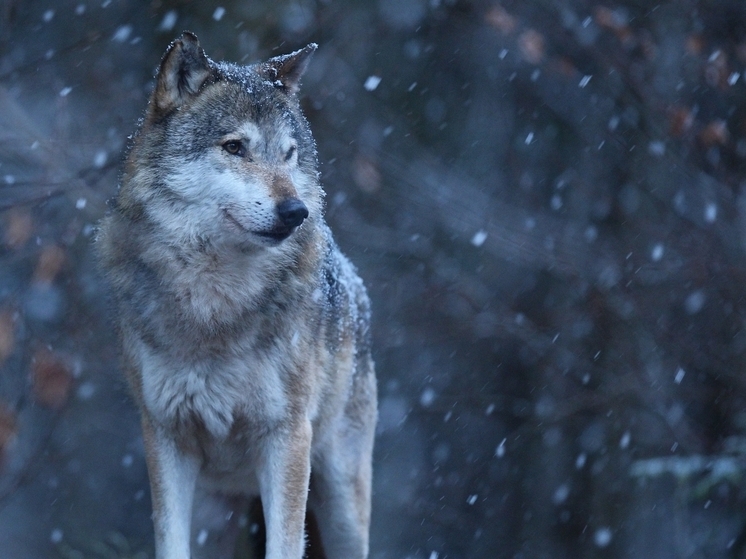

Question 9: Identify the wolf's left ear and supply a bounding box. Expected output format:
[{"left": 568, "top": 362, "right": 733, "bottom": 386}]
[
  {"left": 260, "top": 43, "right": 317, "bottom": 94},
  {"left": 152, "top": 31, "right": 213, "bottom": 114}
]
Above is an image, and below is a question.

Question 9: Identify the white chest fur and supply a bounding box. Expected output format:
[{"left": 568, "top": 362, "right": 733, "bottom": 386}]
[{"left": 132, "top": 335, "right": 288, "bottom": 440}]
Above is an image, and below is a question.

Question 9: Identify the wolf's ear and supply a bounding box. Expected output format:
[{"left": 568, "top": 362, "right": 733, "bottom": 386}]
[
  {"left": 259, "top": 43, "right": 317, "bottom": 94},
  {"left": 152, "top": 32, "right": 213, "bottom": 114}
]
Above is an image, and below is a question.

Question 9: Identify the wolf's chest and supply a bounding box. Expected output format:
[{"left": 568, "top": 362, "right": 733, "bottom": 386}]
[{"left": 133, "top": 337, "right": 288, "bottom": 439}]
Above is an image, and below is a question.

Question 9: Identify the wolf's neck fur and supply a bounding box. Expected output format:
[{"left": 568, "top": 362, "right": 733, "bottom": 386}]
[{"left": 137, "top": 216, "right": 319, "bottom": 329}]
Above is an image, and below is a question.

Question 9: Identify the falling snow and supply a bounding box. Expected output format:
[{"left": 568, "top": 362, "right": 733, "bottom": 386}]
[
  {"left": 495, "top": 438, "right": 507, "bottom": 458},
  {"left": 111, "top": 25, "right": 133, "bottom": 42},
  {"left": 575, "top": 453, "right": 587, "bottom": 469},
  {"left": 470, "top": 229, "right": 488, "bottom": 247},
  {"left": 648, "top": 140, "right": 665, "bottom": 156},
  {"left": 684, "top": 291, "right": 706, "bottom": 315},
  {"left": 159, "top": 10, "right": 178, "bottom": 31},
  {"left": 76, "top": 382, "right": 95, "bottom": 400},
  {"left": 594, "top": 527, "right": 613, "bottom": 548},
  {"left": 364, "top": 76, "right": 382, "bottom": 91},
  {"left": 196, "top": 529, "right": 208, "bottom": 546},
  {"left": 93, "top": 150, "right": 108, "bottom": 168},
  {"left": 553, "top": 484, "right": 570, "bottom": 504},
  {"left": 651, "top": 243, "right": 664, "bottom": 261},
  {"left": 420, "top": 387, "right": 436, "bottom": 407},
  {"left": 704, "top": 202, "right": 717, "bottom": 223}
]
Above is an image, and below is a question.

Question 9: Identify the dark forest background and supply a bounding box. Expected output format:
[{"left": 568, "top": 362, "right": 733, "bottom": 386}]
[{"left": 2, "top": 0, "right": 746, "bottom": 558}]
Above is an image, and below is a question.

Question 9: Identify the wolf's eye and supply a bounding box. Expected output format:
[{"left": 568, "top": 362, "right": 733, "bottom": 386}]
[
  {"left": 222, "top": 140, "right": 245, "bottom": 157},
  {"left": 284, "top": 145, "right": 296, "bottom": 162}
]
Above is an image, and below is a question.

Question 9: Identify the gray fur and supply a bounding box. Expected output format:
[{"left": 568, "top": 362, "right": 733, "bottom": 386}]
[{"left": 97, "top": 32, "right": 376, "bottom": 559}]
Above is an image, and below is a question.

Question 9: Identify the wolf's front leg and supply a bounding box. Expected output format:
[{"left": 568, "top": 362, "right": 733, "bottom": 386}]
[
  {"left": 142, "top": 414, "right": 200, "bottom": 559},
  {"left": 309, "top": 425, "right": 375, "bottom": 559},
  {"left": 259, "top": 419, "right": 313, "bottom": 559}
]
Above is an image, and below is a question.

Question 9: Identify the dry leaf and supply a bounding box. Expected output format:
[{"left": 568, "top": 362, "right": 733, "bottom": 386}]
[
  {"left": 686, "top": 34, "right": 704, "bottom": 56},
  {"left": 519, "top": 29, "right": 545, "bottom": 65},
  {"left": 700, "top": 120, "right": 729, "bottom": 147},
  {"left": 3, "top": 209, "right": 33, "bottom": 249},
  {"left": 485, "top": 5, "right": 517, "bottom": 35},
  {"left": 31, "top": 348, "right": 72, "bottom": 410},
  {"left": 32, "top": 245, "right": 66, "bottom": 285},
  {"left": 668, "top": 106, "right": 695, "bottom": 137},
  {"left": 352, "top": 153, "right": 381, "bottom": 194}
]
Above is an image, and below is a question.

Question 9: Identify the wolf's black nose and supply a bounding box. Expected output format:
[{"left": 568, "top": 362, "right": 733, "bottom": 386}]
[{"left": 277, "top": 198, "right": 309, "bottom": 228}]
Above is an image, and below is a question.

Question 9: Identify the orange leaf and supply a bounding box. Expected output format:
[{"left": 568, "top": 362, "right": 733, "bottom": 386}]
[{"left": 30, "top": 348, "right": 72, "bottom": 410}]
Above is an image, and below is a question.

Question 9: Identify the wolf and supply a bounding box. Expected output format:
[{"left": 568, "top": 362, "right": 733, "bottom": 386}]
[{"left": 96, "top": 32, "right": 377, "bottom": 559}]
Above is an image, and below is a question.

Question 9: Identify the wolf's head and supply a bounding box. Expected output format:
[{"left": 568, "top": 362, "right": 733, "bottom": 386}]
[{"left": 121, "top": 32, "right": 322, "bottom": 251}]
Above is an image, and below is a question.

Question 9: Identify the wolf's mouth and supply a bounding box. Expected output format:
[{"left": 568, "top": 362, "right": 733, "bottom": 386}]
[
  {"left": 256, "top": 228, "right": 293, "bottom": 242},
  {"left": 223, "top": 209, "right": 250, "bottom": 233},
  {"left": 223, "top": 209, "right": 294, "bottom": 242}
]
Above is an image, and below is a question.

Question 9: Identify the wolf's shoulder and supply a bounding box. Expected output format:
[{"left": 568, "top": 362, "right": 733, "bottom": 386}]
[{"left": 318, "top": 227, "right": 371, "bottom": 351}]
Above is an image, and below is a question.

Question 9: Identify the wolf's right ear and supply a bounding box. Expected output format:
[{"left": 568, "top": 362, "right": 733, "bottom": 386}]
[
  {"left": 151, "top": 32, "right": 213, "bottom": 115},
  {"left": 259, "top": 43, "right": 317, "bottom": 95}
]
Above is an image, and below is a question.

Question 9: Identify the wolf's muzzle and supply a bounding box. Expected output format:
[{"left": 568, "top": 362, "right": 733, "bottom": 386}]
[{"left": 277, "top": 198, "right": 309, "bottom": 229}]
